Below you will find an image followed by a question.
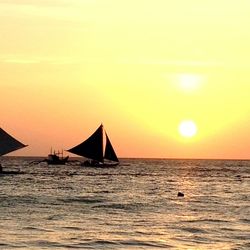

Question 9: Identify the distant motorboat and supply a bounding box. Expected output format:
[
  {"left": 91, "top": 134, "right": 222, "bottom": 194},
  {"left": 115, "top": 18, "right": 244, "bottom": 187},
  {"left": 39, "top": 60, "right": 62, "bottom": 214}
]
[
  {"left": 45, "top": 149, "right": 69, "bottom": 165},
  {"left": 67, "top": 124, "right": 119, "bottom": 167},
  {"left": 0, "top": 127, "right": 27, "bottom": 174}
]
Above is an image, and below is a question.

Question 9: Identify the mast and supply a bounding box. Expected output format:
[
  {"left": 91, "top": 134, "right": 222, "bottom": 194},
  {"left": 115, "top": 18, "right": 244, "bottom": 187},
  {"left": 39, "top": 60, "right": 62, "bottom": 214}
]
[{"left": 100, "top": 124, "right": 104, "bottom": 163}]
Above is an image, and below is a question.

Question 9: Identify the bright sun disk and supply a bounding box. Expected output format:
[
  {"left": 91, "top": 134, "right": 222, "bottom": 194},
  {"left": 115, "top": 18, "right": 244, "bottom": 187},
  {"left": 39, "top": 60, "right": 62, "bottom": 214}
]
[
  {"left": 179, "top": 120, "right": 197, "bottom": 138},
  {"left": 179, "top": 74, "right": 202, "bottom": 91}
]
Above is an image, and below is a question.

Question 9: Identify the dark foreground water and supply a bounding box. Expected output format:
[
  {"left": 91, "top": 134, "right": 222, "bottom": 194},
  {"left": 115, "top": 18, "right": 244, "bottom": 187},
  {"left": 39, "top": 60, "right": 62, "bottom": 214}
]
[{"left": 0, "top": 157, "right": 249, "bottom": 249}]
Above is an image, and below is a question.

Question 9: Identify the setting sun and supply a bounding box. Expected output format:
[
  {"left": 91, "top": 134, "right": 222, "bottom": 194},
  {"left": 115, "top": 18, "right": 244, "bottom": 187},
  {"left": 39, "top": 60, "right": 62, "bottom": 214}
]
[
  {"left": 179, "top": 74, "right": 202, "bottom": 92},
  {"left": 179, "top": 120, "right": 198, "bottom": 138}
]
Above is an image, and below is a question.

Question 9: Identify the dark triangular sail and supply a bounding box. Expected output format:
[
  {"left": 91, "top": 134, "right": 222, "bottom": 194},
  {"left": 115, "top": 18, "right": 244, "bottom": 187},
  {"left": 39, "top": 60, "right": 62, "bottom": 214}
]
[
  {"left": 104, "top": 133, "right": 119, "bottom": 163},
  {"left": 68, "top": 125, "right": 104, "bottom": 162},
  {"left": 0, "top": 128, "right": 27, "bottom": 156}
]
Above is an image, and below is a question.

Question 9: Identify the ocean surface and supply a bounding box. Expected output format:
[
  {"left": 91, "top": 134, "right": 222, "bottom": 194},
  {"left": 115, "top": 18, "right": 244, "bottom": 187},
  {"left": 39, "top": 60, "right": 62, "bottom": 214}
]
[{"left": 0, "top": 157, "right": 249, "bottom": 249}]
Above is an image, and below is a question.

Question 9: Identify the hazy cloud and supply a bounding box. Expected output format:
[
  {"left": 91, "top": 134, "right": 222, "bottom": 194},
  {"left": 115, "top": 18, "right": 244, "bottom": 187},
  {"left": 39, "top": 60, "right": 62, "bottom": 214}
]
[{"left": 0, "top": 55, "right": 82, "bottom": 65}]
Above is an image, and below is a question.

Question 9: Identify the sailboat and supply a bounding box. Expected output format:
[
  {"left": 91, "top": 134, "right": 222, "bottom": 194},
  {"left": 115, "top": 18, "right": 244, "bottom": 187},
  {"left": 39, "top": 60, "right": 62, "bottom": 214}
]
[
  {"left": 0, "top": 127, "right": 27, "bottom": 174},
  {"left": 67, "top": 124, "right": 119, "bottom": 167}
]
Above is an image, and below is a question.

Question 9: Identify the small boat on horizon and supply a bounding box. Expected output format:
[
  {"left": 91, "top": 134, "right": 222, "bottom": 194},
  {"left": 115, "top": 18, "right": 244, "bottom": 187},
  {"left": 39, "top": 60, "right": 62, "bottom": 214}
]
[
  {"left": 0, "top": 127, "right": 27, "bottom": 174},
  {"left": 45, "top": 149, "right": 69, "bottom": 165},
  {"left": 67, "top": 124, "right": 119, "bottom": 167}
]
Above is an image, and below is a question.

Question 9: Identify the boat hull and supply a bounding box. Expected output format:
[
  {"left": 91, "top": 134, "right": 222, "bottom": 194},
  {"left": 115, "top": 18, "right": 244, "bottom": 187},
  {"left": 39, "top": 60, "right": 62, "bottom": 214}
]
[
  {"left": 45, "top": 155, "right": 69, "bottom": 165},
  {"left": 81, "top": 160, "right": 119, "bottom": 168}
]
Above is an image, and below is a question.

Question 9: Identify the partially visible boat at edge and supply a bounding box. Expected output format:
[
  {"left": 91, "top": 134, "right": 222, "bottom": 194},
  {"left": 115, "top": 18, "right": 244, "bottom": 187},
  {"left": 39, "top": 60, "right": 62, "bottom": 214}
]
[
  {"left": 67, "top": 124, "right": 119, "bottom": 167},
  {"left": 0, "top": 127, "right": 27, "bottom": 174}
]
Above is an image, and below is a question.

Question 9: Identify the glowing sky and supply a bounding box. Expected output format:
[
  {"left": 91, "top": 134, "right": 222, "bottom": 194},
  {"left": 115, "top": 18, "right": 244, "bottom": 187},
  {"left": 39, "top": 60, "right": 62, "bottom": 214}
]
[{"left": 1, "top": 0, "right": 250, "bottom": 158}]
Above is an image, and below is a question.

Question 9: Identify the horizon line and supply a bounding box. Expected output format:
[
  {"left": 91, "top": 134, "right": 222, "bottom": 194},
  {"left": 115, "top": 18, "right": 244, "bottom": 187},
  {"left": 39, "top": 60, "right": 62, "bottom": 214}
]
[{"left": 3, "top": 155, "right": 250, "bottom": 161}]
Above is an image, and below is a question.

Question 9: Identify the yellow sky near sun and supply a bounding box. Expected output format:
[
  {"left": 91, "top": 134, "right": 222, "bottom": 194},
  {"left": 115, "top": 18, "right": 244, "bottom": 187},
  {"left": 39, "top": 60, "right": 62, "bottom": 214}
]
[{"left": 1, "top": 0, "right": 250, "bottom": 158}]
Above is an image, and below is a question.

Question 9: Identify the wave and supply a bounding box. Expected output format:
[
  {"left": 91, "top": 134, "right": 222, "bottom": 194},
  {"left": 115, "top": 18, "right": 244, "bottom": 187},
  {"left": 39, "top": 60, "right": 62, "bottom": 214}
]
[
  {"left": 181, "top": 218, "right": 230, "bottom": 224},
  {"left": 22, "top": 226, "right": 53, "bottom": 232},
  {"left": 240, "top": 218, "right": 250, "bottom": 224},
  {"left": 58, "top": 196, "right": 106, "bottom": 204},
  {"left": 25, "top": 239, "right": 171, "bottom": 249},
  {"left": 93, "top": 202, "right": 149, "bottom": 212},
  {"left": 181, "top": 227, "right": 208, "bottom": 234},
  {"left": 76, "top": 239, "right": 171, "bottom": 248}
]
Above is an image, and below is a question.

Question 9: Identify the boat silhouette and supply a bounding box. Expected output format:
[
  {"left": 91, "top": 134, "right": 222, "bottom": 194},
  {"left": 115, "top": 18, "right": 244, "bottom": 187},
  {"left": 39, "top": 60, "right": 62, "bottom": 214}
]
[
  {"left": 45, "top": 149, "right": 69, "bottom": 165},
  {"left": 67, "top": 124, "right": 119, "bottom": 167},
  {"left": 0, "top": 127, "right": 27, "bottom": 174}
]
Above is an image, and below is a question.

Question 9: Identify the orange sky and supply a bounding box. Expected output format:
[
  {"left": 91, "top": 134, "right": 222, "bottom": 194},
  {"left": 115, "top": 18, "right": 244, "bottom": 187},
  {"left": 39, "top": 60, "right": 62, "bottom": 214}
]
[{"left": 1, "top": 1, "right": 250, "bottom": 159}]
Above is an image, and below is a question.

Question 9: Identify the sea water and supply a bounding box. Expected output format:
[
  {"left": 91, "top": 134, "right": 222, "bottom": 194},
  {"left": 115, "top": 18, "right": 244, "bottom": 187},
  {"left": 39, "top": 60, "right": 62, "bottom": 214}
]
[{"left": 0, "top": 157, "right": 249, "bottom": 249}]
